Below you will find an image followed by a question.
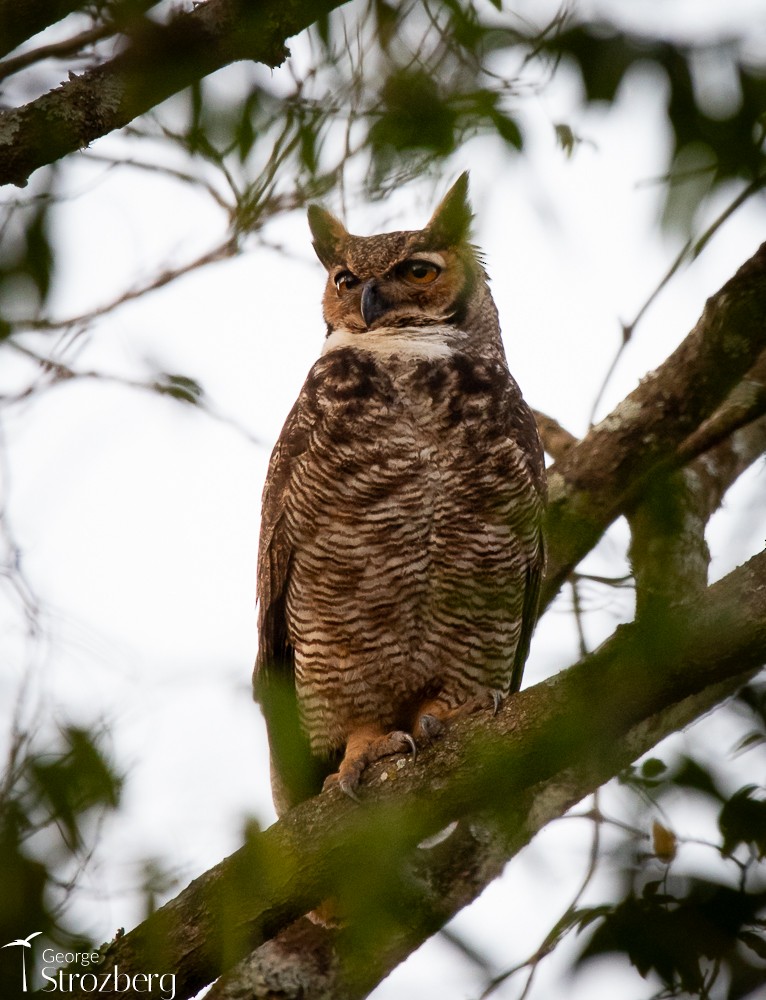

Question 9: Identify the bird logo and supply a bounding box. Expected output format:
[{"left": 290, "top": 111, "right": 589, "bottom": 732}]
[{"left": 2, "top": 932, "right": 42, "bottom": 992}]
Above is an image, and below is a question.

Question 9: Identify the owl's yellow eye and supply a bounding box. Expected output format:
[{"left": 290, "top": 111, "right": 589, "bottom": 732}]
[
  {"left": 334, "top": 271, "right": 359, "bottom": 294},
  {"left": 399, "top": 259, "right": 441, "bottom": 285}
]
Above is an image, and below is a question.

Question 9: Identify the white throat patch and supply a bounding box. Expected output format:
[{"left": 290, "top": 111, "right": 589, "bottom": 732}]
[{"left": 322, "top": 325, "right": 466, "bottom": 360}]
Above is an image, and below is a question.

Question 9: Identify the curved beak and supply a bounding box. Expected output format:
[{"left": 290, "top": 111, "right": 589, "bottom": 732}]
[{"left": 360, "top": 280, "right": 393, "bottom": 328}]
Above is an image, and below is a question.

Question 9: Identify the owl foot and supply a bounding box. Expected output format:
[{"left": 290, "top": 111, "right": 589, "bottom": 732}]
[
  {"left": 460, "top": 690, "right": 504, "bottom": 716},
  {"left": 414, "top": 690, "right": 504, "bottom": 742},
  {"left": 415, "top": 713, "right": 446, "bottom": 742},
  {"left": 323, "top": 728, "right": 417, "bottom": 802}
]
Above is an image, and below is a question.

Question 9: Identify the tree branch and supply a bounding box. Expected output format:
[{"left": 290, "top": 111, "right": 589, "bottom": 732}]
[
  {"left": 206, "top": 676, "right": 749, "bottom": 1000},
  {"left": 531, "top": 408, "right": 578, "bottom": 461},
  {"left": 676, "top": 348, "right": 766, "bottom": 467},
  {"left": 544, "top": 242, "right": 766, "bottom": 600},
  {"left": 0, "top": 0, "right": 348, "bottom": 188},
  {"left": 40, "top": 547, "right": 766, "bottom": 1000},
  {"left": 0, "top": 20, "right": 116, "bottom": 83}
]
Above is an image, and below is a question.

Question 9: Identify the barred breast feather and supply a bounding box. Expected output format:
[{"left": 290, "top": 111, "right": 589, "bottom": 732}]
[{"left": 255, "top": 330, "right": 545, "bottom": 814}]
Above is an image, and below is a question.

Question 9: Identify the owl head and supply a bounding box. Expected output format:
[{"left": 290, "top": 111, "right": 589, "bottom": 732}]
[{"left": 308, "top": 173, "right": 498, "bottom": 341}]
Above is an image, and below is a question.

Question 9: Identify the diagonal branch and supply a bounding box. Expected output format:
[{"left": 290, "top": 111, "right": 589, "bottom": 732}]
[
  {"left": 676, "top": 349, "right": 766, "bottom": 466},
  {"left": 0, "top": 20, "right": 116, "bottom": 83},
  {"left": 40, "top": 547, "right": 766, "bottom": 1000},
  {"left": 544, "top": 242, "right": 766, "bottom": 600},
  {"left": 0, "top": 0, "right": 348, "bottom": 188}
]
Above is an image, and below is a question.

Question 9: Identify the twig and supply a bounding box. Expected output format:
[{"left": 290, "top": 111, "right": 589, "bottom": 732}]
[
  {"left": 0, "top": 22, "right": 115, "bottom": 83},
  {"left": 8, "top": 237, "right": 237, "bottom": 334},
  {"left": 587, "top": 174, "right": 766, "bottom": 427},
  {"left": 4, "top": 340, "right": 263, "bottom": 446}
]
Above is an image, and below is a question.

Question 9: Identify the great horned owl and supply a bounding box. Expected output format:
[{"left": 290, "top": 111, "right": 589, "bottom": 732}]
[{"left": 255, "top": 174, "right": 546, "bottom": 816}]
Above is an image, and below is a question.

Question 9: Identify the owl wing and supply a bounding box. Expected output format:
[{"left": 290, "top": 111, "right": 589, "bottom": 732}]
[
  {"left": 507, "top": 392, "right": 547, "bottom": 695},
  {"left": 254, "top": 393, "right": 330, "bottom": 814},
  {"left": 509, "top": 526, "right": 545, "bottom": 693}
]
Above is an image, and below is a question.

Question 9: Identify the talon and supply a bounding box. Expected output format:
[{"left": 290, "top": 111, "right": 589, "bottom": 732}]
[
  {"left": 327, "top": 727, "right": 419, "bottom": 802},
  {"left": 338, "top": 776, "right": 362, "bottom": 803},
  {"left": 491, "top": 691, "right": 503, "bottom": 715},
  {"left": 403, "top": 732, "right": 417, "bottom": 762}
]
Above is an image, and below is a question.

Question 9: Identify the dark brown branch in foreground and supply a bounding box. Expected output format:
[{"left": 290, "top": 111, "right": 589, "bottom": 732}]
[
  {"left": 43, "top": 547, "right": 766, "bottom": 1000},
  {"left": 0, "top": 0, "right": 347, "bottom": 187},
  {"left": 206, "top": 683, "right": 747, "bottom": 1000}
]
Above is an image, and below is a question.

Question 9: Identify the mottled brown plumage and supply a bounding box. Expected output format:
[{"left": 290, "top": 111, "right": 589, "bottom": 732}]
[{"left": 255, "top": 174, "right": 546, "bottom": 815}]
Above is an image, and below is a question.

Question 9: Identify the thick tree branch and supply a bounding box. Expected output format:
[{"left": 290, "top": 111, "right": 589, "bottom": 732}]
[
  {"left": 544, "top": 243, "right": 766, "bottom": 600},
  {"left": 0, "top": 0, "right": 347, "bottom": 188},
  {"left": 41, "top": 548, "right": 766, "bottom": 1000},
  {"left": 206, "top": 678, "right": 747, "bottom": 1000}
]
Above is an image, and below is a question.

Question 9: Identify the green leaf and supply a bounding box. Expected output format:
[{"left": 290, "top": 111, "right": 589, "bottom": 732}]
[
  {"left": 24, "top": 205, "right": 54, "bottom": 303},
  {"left": 554, "top": 123, "right": 577, "bottom": 158},
  {"left": 370, "top": 70, "right": 457, "bottom": 156},
  {"left": 153, "top": 373, "right": 205, "bottom": 405},
  {"left": 372, "top": 0, "right": 400, "bottom": 50},
  {"left": 490, "top": 110, "right": 522, "bottom": 150},
  {"left": 734, "top": 731, "right": 766, "bottom": 753},
  {"left": 641, "top": 758, "right": 667, "bottom": 779},
  {"left": 672, "top": 756, "right": 724, "bottom": 800},
  {"left": 719, "top": 786, "right": 766, "bottom": 858}
]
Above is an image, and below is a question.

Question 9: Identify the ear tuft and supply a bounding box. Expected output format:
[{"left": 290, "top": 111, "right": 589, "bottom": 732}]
[
  {"left": 424, "top": 171, "right": 472, "bottom": 246},
  {"left": 307, "top": 205, "right": 348, "bottom": 269}
]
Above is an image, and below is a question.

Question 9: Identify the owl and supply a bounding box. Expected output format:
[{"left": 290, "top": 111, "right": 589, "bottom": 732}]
[{"left": 254, "top": 174, "right": 546, "bottom": 816}]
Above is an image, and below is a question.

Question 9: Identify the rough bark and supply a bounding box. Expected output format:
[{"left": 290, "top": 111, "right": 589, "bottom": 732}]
[{"left": 0, "top": 0, "right": 348, "bottom": 187}]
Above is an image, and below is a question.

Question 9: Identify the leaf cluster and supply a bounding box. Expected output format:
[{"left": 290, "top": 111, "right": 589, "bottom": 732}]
[
  {"left": 576, "top": 877, "right": 766, "bottom": 999},
  {"left": 0, "top": 187, "right": 55, "bottom": 338},
  {"left": 548, "top": 21, "right": 766, "bottom": 235},
  {"left": 0, "top": 724, "right": 122, "bottom": 995}
]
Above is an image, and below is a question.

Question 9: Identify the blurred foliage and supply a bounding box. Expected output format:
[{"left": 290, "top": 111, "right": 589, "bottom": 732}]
[
  {"left": 0, "top": 724, "right": 122, "bottom": 996},
  {"left": 0, "top": 185, "right": 55, "bottom": 337},
  {"left": 148, "top": 1, "right": 765, "bottom": 226},
  {"left": 576, "top": 878, "right": 766, "bottom": 998},
  {"left": 151, "top": 373, "right": 206, "bottom": 406},
  {"left": 560, "top": 683, "right": 766, "bottom": 999}
]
